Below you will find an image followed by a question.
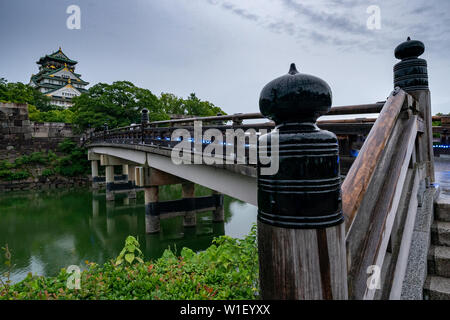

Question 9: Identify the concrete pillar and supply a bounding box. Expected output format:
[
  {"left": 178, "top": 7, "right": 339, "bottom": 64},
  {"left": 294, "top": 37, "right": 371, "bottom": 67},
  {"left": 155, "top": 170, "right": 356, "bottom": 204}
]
[
  {"left": 91, "top": 160, "right": 99, "bottom": 189},
  {"left": 182, "top": 183, "right": 196, "bottom": 227},
  {"left": 145, "top": 186, "right": 160, "bottom": 233},
  {"left": 128, "top": 164, "right": 136, "bottom": 199},
  {"left": 212, "top": 191, "right": 225, "bottom": 222},
  {"left": 105, "top": 165, "right": 115, "bottom": 201},
  {"left": 122, "top": 164, "right": 129, "bottom": 181}
]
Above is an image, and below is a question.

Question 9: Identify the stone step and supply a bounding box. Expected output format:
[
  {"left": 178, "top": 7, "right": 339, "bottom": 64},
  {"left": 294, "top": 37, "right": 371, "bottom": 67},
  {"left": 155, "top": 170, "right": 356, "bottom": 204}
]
[
  {"left": 428, "top": 245, "right": 450, "bottom": 278},
  {"left": 423, "top": 276, "right": 450, "bottom": 300},
  {"left": 431, "top": 221, "right": 450, "bottom": 247},
  {"left": 435, "top": 193, "right": 450, "bottom": 222}
]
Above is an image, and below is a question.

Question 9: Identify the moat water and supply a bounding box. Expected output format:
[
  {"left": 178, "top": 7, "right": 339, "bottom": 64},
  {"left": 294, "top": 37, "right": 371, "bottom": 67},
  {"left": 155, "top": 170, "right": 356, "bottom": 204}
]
[{"left": 0, "top": 186, "right": 257, "bottom": 284}]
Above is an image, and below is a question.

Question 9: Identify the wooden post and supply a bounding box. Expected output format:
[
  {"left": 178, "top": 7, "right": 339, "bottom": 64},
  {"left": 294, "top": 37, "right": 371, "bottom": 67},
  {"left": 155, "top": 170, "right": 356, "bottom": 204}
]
[
  {"left": 105, "top": 165, "right": 115, "bottom": 201},
  {"left": 394, "top": 37, "right": 434, "bottom": 183},
  {"left": 257, "top": 63, "right": 347, "bottom": 300},
  {"left": 182, "top": 182, "right": 196, "bottom": 227},
  {"left": 145, "top": 186, "right": 160, "bottom": 233}
]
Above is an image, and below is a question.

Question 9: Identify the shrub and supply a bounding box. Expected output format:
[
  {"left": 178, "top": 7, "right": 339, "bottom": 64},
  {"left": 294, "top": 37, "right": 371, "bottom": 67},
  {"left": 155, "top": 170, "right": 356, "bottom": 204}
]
[
  {"left": 6, "top": 171, "right": 30, "bottom": 181},
  {"left": 0, "top": 226, "right": 259, "bottom": 300},
  {"left": 41, "top": 168, "right": 55, "bottom": 178}
]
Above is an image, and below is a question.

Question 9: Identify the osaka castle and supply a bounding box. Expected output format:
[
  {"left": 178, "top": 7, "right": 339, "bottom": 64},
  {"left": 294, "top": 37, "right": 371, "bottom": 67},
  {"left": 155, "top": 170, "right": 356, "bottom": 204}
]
[{"left": 29, "top": 47, "right": 88, "bottom": 108}]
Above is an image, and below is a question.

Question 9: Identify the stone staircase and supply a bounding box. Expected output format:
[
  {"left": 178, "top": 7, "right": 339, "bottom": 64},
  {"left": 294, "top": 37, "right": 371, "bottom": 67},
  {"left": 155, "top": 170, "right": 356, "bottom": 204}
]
[{"left": 424, "top": 170, "right": 450, "bottom": 299}]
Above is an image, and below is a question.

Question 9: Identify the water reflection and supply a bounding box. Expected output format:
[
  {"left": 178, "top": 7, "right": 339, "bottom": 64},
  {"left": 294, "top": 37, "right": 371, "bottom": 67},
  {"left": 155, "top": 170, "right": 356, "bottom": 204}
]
[{"left": 0, "top": 187, "right": 257, "bottom": 283}]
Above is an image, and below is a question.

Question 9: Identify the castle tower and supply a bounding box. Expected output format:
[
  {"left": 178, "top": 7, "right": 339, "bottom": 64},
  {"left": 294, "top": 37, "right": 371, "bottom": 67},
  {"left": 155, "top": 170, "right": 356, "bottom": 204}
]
[{"left": 29, "top": 47, "right": 89, "bottom": 108}]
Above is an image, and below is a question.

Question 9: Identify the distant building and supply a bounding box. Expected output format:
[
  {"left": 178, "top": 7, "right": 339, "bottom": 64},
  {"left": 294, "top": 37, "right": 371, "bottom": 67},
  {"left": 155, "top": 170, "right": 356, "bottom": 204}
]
[{"left": 29, "top": 48, "right": 89, "bottom": 108}]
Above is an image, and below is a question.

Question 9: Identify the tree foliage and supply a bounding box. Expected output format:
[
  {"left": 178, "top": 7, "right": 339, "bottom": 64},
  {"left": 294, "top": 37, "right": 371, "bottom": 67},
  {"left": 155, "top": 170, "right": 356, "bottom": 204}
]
[
  {"left": 0, "top": 80, "right": 51, "bottom": 111},
  {"left": 1, "top": 79, "right": 226, "bottom": 130},
  {"left": 71, "top": 81, "right": 168, "bottom": 131},
  {"left": 71, "top": 81, "right": 226, "bottom": 132}
]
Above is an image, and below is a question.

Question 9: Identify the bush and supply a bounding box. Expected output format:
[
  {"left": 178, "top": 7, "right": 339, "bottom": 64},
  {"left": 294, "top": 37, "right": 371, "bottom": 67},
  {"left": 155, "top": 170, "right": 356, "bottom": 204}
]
[
  {"left": 41, "top": 168, "right": 55, "bottom": 178},
  {"left": 6, "top": 171, "right": 30, "bottom": 181},
  {"left": 0, "top": 226, "right": 259, "bottom": 300}
]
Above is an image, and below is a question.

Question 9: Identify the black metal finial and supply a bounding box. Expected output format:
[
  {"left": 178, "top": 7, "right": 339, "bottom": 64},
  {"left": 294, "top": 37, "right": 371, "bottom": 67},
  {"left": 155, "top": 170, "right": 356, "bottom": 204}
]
[
  {"left": 394, "top": 38, "right": 428, "bottom": 91},
  {"left": 394, "top": 37, "right": 425, "bottom": 60},
  {"left": 259, "top": 63, "right": 332, "bottom": 124},
  {"left": 141, "top": 108, "right": 149, "bottom": 125},
  {"left": 288, "top": 63, "right": 299, "bottom": 75}
]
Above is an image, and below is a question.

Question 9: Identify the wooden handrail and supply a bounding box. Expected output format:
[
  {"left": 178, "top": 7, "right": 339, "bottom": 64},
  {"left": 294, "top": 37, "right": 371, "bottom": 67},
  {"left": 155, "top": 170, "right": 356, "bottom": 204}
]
[
  {"left": 145, "top": 102, "right": 385, "bottom": 126},
  {"left": 342, "top": 89, "right": 407, "bottom": 232}
]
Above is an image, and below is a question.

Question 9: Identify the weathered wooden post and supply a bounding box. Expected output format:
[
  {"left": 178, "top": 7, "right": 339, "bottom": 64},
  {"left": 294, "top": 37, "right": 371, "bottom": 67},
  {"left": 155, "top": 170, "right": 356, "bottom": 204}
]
[
  {"left": 257, "top": 63, "right": 347, "bottom": 300},
  {"left": 145, "top": 186, "right": 160, "bottom": 233},
  {"left": 103, "top": 122, "right": 108, "bottom": 142},
  {"left": 141, "top": 108, "right": 149, "bottom": 144},
  {"left": 394, "top": 37, "right": 434, "bottom": 183},
  {"left": 182, "top": 182, "right": 196, "bottom": 227}
]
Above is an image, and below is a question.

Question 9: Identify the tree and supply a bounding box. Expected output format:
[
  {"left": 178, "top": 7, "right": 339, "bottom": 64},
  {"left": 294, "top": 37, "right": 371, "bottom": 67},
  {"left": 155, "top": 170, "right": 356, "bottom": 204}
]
[
  {"left": 71, "top": 81, "right": 168, "bottom": 132},
  {"left": 0, "top": 80, "right": 51, "bottom": 111},
  {"left": 71, "top": 81, "right": 226, "bottom": 132},
  {"left": 160, "top": 92, "right": 224, "bottom": 117}
]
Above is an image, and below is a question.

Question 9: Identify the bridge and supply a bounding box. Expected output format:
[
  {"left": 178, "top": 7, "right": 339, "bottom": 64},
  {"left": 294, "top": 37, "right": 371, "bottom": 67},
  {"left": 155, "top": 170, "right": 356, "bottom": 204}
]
[{"left": 85, "top": 38, "right": 449, "bottom": 300}]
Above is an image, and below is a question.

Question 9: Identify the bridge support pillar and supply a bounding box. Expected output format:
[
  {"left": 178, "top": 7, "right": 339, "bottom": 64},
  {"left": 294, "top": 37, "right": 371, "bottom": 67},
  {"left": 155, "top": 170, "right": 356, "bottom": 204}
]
[
  {"left": 128, "top": 165, "right": 137, "bottom": 199},
  {"left": 212, "top": 191, "right": 224, "bottom": 222},
  {"left": 256, "top": 64, "right": 347, "bottom": 300},
  {"left": 145, "top": 186, "right": 160, "bottom": 234},
  {"left": 91, "top": 160, "right": 99, "bottom": 190},
  {"left": 122, "top": 164, "right": 129, "bottom": 181},
  {"left": 182, "top": 182, "right": 196, "bottom": 227},
  {"left": 105, "top": 165, "right": 115, "bottom": 201}
]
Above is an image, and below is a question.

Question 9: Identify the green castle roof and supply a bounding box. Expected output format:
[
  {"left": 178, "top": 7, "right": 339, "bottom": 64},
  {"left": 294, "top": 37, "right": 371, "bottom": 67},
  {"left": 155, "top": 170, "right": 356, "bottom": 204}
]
[{"left": 37, "top": 48, "right": 78, "bottom": 65}]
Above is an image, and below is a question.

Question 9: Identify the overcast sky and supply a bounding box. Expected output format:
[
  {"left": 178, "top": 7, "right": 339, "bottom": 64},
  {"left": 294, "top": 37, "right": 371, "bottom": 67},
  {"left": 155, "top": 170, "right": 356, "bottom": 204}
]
[{"left": 0, "top": 0, "right": 449, "bottom": 115}]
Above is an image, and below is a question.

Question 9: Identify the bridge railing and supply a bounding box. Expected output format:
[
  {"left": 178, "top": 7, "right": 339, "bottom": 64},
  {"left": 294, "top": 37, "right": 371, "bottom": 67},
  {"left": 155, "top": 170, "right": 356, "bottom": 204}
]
[
  {"left": 87, "top": 102, "right": 385, "bottom": 174},
  {"left": 341, "top": 88, "right": 426, "bottom": 299}
]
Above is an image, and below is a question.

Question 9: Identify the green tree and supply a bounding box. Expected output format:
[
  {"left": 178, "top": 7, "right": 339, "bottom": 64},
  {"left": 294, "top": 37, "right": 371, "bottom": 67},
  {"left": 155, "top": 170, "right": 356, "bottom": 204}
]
[
  {"left": 0, "top": 80, "right": 51, "bottom": 111},
  {"left": 160, "top": 92, "right": 225, "bottom": 117},
  {"left": 71, "top": 81, "right": 168, "bottom": 132}
]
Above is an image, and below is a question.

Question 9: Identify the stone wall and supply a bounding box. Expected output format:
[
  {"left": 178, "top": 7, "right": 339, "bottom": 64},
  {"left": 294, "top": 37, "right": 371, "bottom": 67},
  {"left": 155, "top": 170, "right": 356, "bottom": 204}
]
[{"left": 0, "top": 102, "right": 88, "bottom": 191}]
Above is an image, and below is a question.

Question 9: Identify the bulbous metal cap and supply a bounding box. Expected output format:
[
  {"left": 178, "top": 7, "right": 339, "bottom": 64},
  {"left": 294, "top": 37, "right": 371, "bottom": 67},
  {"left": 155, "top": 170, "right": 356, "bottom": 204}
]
[
  {"left": 395, "top": 37, "right": 425, "bottom": 60},
  {"left": 393, "top": 37, "right": 428, "bottom": 91},
  {"left": 259, "top": 63, "right": 332, "bottom": 124}
]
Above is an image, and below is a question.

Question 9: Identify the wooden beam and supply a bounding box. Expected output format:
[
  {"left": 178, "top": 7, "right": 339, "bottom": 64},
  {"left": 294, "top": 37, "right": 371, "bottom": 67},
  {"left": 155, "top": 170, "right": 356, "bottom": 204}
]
[{"left": 342, "top": 89, "right": 407, "bottom": 231}]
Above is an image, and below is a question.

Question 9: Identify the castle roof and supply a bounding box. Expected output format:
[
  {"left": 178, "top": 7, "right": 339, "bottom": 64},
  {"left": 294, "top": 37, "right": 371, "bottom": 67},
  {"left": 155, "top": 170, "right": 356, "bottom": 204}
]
[{"left": 37, "top": 47, "right": 78, "bottom": 66}]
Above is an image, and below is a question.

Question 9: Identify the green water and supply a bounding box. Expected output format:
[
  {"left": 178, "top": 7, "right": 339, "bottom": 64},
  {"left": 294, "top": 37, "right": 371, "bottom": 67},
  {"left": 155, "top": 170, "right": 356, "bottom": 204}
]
[{"left": 0, "top": 186, "right": 257, "bottom": 284}]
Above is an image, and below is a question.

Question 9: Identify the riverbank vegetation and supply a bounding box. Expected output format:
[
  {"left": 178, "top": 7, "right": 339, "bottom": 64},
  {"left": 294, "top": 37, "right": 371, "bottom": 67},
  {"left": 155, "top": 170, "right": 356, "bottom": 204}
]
[
  {"left": 0, "top": 226, "right": 258, "bottom": 300},
  {"left": 0, "top": 138, "right": 89, "bottom": 182}
]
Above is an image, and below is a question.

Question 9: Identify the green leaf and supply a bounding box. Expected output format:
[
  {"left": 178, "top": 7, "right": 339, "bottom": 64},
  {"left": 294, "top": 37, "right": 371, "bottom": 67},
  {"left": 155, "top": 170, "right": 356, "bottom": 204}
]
[{"left": 125, "top": 253, "right": 135, "bottom": 264}]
